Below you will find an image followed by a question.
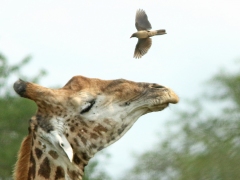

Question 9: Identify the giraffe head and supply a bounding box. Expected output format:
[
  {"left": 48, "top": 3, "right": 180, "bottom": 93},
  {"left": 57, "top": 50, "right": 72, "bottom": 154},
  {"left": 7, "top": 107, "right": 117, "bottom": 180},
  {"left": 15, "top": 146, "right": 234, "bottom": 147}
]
[{"left": 13, "top": 75, "right": 178, "bottom": 179}]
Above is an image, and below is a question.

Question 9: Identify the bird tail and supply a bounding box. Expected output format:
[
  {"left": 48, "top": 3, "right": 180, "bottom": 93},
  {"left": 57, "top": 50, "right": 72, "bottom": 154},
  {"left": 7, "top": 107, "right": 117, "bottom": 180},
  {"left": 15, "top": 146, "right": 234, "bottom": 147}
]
[{"left": 156, "top": 29, "right": 166, "bottom": 35}]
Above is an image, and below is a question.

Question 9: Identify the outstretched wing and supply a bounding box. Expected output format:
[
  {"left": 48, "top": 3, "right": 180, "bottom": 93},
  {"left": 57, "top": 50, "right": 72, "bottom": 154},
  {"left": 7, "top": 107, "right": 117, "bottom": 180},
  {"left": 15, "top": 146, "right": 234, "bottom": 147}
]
[
  {"left": 135, "top": 9, "right": 152, "bottom": 31},
  {"left": 134, "top": 38, "right": 152, "bottom": 59}
]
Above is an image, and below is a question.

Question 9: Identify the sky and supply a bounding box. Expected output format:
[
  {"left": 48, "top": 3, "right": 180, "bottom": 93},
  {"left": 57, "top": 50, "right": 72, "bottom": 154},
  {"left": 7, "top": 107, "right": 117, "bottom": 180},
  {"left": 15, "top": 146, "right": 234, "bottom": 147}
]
[{"left": 1, "top": 0, "right": 240, "bottom": 179}]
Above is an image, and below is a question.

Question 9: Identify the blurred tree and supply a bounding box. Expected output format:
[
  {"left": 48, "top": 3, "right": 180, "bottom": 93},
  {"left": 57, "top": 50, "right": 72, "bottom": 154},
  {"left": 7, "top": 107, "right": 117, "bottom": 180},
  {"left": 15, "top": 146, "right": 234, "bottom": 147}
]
[
  {"left": 124, "top": 62, "right": 240, "bottom": 180},
  {"left": 0, "top": 53, "right": 46, "bottom": 178},
  {"left": 83, "top": 151, "right": 111, "bottom": 180},
  {"left": 0, "top": 54, "right": 111, "bottom": 179}
]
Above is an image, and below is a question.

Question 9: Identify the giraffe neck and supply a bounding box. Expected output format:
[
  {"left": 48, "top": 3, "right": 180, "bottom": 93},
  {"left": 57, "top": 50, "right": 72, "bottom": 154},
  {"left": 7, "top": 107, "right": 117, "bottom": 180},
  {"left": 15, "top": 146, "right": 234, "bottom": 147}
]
[{"left": 14, "top": 120, "right": 89, "bottom": 180}]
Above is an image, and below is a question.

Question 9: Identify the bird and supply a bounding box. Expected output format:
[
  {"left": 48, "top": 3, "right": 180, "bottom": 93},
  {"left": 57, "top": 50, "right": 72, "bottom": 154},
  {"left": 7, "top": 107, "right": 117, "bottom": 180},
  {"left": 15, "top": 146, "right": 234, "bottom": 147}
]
[{"left": 130, "top": 9, "right": 166, "bottom": 59}]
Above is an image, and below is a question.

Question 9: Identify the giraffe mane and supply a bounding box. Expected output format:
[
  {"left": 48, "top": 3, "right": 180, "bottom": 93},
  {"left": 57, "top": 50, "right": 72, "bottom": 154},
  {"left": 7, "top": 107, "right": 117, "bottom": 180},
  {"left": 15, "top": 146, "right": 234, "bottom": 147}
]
[{"left": 13, "top": 133, "right": 32, "bottom": 180}]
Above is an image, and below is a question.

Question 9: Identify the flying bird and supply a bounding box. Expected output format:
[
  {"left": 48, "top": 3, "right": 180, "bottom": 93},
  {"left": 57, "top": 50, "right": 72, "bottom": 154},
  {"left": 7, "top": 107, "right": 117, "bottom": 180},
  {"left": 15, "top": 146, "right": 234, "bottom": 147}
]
[{"left": 130, "top": 9, "right": 166, "bottom": 58}]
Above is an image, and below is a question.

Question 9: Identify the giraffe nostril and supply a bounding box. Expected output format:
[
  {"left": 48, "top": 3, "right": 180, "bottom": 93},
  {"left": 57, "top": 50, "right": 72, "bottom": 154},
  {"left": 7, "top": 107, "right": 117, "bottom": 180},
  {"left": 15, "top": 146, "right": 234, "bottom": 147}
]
[{"left": 151, "top": 84, "right": 165, "bottom": 89}]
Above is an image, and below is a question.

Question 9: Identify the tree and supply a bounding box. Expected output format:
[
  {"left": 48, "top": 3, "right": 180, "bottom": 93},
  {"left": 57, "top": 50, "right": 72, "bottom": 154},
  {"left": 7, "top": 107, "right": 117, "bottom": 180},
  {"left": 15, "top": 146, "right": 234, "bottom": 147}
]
[
  {"left": 124, "top": 61, "right": 240, "bottom": 180},
  {"left": 83, "top": 151, "right": 111, "bottom": 180},
  {"left": 0, "top": 53, "right": 46, "bottom": 179}
]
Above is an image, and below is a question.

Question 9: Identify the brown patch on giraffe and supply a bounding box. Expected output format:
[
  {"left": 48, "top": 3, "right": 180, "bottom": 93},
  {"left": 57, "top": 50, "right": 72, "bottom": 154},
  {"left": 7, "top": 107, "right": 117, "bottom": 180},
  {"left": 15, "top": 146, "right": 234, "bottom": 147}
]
[
  {"left": 78, "top": 133, "right": 87, "bottom": 145},
  {"left": 80, "top": 120, "right": 88, "bottom": 127},
  {"left": 42, "top": 144, "right": 46, "bottom": 149},
  {"left": 73, "top": 153, "right": 81, "bottom": 165},
  {"left": 55, "top": 166, "right": 65, "bottom": 179},
  {"left": 81, "top": 152, "right": 89, "bottom": 161},
  {"left": 38, "top": 157, "right": 51, "bottom": 178},
  {"left": 67, "top": 169, "right": 80, "bottom": 179},
  {"left": 49, "top": 150, "right": 59, "bottom": 159},
  {"left": 28, "top": 151, "right": 36, "bottom": 179},
  {"left": 93, "top": 124, "right": 108, "bottom": 135},
  {"left": 33, "top": 131, "right": 36, "bottom": 139},
  {"left": 73, "top": 138, "right": 79, "bottom": 146},
  {"left": 70, "top": 126, "right": 75, "bottom": 132},
  {"left": 98, "top": 146, "right": 104, "bottom": 151},
  {"left": 91, "top": 144, "right": 97, "bottom": 149},
  {"left": 90, "top": 132, "right": 98, "bottom": 139},
  {"left": 117, "top": 128, "right": 125, "bottom": 135},
  {"left": 117, "top": 124, "right": 128, "bottom": 135},
  {"left": 35, "top": 147, "right": 43, "bottom": 159}
]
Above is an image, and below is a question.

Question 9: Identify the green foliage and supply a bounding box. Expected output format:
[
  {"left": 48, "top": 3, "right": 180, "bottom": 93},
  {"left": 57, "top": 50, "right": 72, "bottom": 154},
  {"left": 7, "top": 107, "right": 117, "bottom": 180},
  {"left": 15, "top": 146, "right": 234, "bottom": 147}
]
[
  {"left": 83, "top": 152, "right": 111, "bottom": 180},
  {"left": 125, "top": 62, "right": 240, "bottom": 180},
  {"left": 0, "top": 53, "right": 46, "bottom": 97},
  {"left": 0, "top": 53, "right": 46, "bottom": 179},
  {"left": 0, "top": 97, "right": 37, "bottom": 178}
]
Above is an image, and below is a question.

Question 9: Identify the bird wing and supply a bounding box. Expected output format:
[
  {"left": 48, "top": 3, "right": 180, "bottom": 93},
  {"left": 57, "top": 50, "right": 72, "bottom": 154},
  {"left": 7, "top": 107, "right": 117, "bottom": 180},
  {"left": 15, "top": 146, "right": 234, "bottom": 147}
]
[
  {"left": 134, "top": 38, "right": 152, "bottom": 59},
  {"left": 135, "top": 9, "right": 152, "bottom": 31}
]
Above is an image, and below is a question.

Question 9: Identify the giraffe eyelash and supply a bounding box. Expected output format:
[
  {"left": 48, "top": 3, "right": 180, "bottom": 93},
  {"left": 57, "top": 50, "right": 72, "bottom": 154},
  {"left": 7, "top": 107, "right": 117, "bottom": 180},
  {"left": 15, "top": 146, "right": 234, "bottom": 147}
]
[{"left": 80, "top": 100, "right": 96, "bottom": 114}]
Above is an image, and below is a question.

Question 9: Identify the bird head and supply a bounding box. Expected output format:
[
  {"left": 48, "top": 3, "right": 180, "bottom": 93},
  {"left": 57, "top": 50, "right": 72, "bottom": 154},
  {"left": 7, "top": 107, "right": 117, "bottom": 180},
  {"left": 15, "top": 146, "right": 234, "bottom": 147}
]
[{"left": 130, "top": 33, "right": 137, "bottom": 38}]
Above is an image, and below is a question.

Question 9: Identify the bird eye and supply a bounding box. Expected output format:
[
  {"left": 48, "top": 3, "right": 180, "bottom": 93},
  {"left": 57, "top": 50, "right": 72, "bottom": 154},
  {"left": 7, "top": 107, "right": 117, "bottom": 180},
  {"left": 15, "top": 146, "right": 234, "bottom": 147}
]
[{"left": 80, "top": 100, "right": 95, "bottom": 114}]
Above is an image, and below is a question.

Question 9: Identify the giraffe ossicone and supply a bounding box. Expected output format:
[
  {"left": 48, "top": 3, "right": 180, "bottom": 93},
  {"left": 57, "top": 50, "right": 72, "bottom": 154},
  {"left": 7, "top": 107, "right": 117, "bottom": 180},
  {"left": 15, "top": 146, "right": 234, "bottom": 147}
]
[{"left": 13, "top": 75, "right": 179, "bottom": 180}]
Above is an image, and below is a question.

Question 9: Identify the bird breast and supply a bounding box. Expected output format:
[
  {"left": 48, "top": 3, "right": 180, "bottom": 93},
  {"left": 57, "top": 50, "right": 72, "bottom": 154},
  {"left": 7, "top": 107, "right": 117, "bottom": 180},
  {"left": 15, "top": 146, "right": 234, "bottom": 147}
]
[{"left": 136, "top": 31, "right": 149, "bottom": 38}]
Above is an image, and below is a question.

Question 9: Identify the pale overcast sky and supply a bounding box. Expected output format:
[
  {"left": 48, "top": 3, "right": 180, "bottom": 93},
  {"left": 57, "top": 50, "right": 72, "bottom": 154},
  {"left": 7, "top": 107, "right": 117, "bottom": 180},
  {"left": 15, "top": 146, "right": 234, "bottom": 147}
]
[{"left": 1, "top": 0, "right": 240, "bottom": 179}]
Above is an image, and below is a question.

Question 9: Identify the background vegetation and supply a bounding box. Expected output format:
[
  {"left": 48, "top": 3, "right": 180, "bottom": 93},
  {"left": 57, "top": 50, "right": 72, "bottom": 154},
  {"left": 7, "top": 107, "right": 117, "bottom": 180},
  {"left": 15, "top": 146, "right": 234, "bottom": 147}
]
[{"left": 123, "top": 61, "right": 240, "bottom": 180}]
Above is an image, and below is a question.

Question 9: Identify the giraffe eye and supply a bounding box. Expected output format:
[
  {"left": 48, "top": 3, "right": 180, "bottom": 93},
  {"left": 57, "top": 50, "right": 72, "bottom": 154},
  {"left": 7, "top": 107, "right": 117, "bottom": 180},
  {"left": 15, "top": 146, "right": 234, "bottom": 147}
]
[{"left": 80, "top": 100, "right": 95, "bottom": 114}]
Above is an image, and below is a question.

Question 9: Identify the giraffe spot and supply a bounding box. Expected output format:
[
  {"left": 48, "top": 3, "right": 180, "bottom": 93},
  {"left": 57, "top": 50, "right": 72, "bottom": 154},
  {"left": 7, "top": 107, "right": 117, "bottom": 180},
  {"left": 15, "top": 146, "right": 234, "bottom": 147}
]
[
  {"left": 33, "top": 132, "right": 36, "bottom": 139},
  {"left": 81, "top": 152, "right": 89, "bottom": 161},
  {"left": 73, "top": 138, "right": 79, "bottom": 146},
  {"left": 118, "top": 128, "right": 125, "bottom": 135},
  {"left": 70, "top": 126, "right": 75, "bottom": 132},
  {"left": 73, "top": 154, "right": 81, "bottom": 165},
  {"left": 43, "top": 144, "right": 46, "bottom": 149},
  {"left": 67, "top": 169, "right": 80, "bottom": 179},
  {"left": 35, "top": 147, "right": 43, "bottom": 159},
  {"left": 90, "top": 133, "right": 98, "bottom": 139},
  {"left": 98, "top": 146, "right": 104, "bottom": 151},
  {"left": 49, "top": 150, "right": 59, "bottom": 159},
  {"left": 91, "top": 144, "right": 97, "bottom": 149},
  {"left": 93, "top": 124, "right": 108, "bottom": 135},
  {"left": 80, "top": 120, "right": 88, "bottom": 127},
  {"left": 38, "top": 157, "right": 50, "bottom": 178},
  {"left": 78, "top": 133, "right": 87, "bottom": 145},
  {"left": 55, "top": 166, "right": 65, "bottom": 179},
  {"left": 121, "top": 124, "right": 128, "bottom": 130},
  {"left": 28, "top": 151, "right": 36, "bottom": 179},
  {"left": 111, "top": 135, "right": 117, "bottom": 141}
]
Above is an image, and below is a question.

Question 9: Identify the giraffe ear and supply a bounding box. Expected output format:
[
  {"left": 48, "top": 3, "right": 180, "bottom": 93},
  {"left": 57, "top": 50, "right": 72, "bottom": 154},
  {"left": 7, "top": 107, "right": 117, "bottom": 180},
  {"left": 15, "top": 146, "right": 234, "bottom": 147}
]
[{"left": 50, "top": 131, "right": 73, "bottom": 162}]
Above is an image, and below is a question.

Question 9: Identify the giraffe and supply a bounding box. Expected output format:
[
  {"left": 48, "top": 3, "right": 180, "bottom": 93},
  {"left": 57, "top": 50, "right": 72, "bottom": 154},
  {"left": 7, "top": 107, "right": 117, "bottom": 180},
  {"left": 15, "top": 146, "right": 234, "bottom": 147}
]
[{"left": 13, "top": 75, "right": 179, "bottom": 180}]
